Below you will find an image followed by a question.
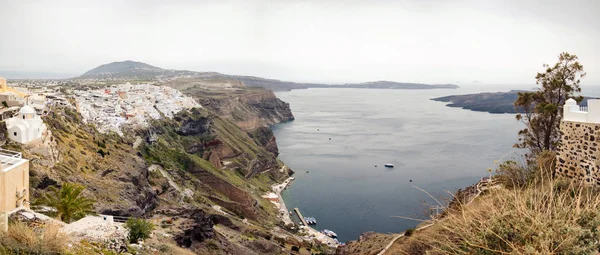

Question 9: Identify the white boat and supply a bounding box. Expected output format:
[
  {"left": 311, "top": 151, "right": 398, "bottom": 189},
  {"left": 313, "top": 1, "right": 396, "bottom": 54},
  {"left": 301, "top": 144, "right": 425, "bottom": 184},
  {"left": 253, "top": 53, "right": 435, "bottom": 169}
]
[
  {"left": 384, "top": 163, "right": 394, "bottom": 168},
  {"left": 323, "top": 229, "right": 337, "bottom": 238}
]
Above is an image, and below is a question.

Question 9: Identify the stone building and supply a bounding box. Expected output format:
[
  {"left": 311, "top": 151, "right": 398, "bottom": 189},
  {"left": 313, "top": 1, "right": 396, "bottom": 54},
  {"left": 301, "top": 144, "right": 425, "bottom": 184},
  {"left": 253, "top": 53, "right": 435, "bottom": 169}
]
[
  {"left": 5, "top": 105, "right": 47, "bottom": 144},
  {"left": 556, "top": 98, "right": 600, "bottom": 185},
  {"left": 0, "top": 149, "right": 30, "bottom": 231}
]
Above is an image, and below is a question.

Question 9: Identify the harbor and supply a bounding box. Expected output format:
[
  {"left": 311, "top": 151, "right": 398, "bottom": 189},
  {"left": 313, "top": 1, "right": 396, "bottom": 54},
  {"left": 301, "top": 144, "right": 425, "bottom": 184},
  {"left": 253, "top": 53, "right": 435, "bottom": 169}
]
[
  {"left": 271, "top": 173, "right": 341, "bottom": 247},
  {"left": 292, "top": 207, "right": 340, "bottom": 247}
]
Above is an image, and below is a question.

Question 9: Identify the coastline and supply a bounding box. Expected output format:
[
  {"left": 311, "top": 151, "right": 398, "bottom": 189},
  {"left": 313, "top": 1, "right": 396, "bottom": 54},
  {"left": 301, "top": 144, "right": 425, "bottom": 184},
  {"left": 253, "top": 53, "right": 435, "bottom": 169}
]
[
  {"left": 271, "top": 170, "right": 340, "bottom": 248},
  {"left": 271, "top": 174, "right": 295, "bottom": 226}
]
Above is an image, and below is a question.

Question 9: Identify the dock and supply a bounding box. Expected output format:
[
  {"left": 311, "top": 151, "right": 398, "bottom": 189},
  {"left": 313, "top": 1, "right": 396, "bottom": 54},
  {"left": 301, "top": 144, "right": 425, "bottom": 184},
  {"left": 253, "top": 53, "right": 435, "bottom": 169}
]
[{"left": 294, "top": 207, "right": 308, "bottom": 226}]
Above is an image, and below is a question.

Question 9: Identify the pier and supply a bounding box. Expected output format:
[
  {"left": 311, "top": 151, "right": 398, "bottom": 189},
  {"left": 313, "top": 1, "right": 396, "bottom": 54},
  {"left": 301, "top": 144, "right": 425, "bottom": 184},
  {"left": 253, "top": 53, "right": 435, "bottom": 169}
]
[{"left": 294, "top": 207, "right": 308, "bottom": 226}]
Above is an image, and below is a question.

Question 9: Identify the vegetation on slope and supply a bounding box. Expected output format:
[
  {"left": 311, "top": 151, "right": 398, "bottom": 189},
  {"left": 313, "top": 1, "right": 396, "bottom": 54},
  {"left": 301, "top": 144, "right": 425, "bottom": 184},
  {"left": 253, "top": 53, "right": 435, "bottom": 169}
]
[
  {"left": 514, "top": 52, "right": 586, "bottom": 155},
  {"left": 385, "top": 151, "right": 600, "bottom": 254},
  {"left": 0, "top": 222, "right": 67, "bottom": 254},
  {"left": 37, "top": 183, "right": 96, "bottom": 223},
  {"left": 11, "top": 83, "right": 311, "bottom": 253}
]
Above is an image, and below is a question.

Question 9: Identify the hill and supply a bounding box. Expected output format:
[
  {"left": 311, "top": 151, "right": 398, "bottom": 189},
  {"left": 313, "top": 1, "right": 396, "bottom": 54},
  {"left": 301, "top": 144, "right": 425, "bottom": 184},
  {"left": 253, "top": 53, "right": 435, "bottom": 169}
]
[
  {"left": 432, "top": 90, "right": 591, "bottom": 114},
  {"left": 80, "top": 60, "right": 166, "bottom": 79},
  {"left": 78, "top": 60, "right": 459, "bottom": 90}
]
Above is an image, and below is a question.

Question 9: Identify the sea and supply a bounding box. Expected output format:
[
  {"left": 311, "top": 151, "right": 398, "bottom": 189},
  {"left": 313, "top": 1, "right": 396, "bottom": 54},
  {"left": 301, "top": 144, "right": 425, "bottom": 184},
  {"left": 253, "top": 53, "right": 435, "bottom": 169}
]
[{"left": 272, "top": 85, "right": 531, "bottom": 242}]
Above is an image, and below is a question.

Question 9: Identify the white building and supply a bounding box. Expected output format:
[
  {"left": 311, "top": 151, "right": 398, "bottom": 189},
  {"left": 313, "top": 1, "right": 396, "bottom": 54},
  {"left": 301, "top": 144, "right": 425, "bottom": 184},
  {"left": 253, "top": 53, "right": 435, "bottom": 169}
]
[
  {"left": 563, "top": 98, "right": 600, "bottom": 123},
  {"left": 5, "top": 105, "right": 47, "bottom": 144}
]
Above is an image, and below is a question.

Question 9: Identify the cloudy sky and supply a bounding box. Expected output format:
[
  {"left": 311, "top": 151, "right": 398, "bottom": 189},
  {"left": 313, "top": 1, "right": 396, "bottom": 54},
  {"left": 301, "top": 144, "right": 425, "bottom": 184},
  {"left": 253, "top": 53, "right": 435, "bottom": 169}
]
[{"left": 1, "top": 0, "right": 599, "bottom": 84}]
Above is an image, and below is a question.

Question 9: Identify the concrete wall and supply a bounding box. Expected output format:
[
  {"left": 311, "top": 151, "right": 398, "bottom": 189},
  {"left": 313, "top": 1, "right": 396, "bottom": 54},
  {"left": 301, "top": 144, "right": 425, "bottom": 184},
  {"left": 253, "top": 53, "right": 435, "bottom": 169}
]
[
  {"left": 0, "top": 162, "right": 30, "bottom": 213},
  {"left": 556, "top": 121, "right": 600, "bottom": 185}
]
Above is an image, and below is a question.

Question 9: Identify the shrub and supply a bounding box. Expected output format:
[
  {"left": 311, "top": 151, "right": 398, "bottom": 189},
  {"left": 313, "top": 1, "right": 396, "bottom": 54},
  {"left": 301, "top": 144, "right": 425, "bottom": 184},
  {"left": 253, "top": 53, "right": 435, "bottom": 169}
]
[
  {"left": 495, "top": 160, "right": 533, "bottom": 188},
  {"left": 495, "top": 151, "right": 556, "bottom": 189},
  {"left": 404, "top": 228, "right": 415, "bottom": 237},
  {"left": 38, "top": 182, "right": 96, "bottom": 223},
  {"left": 125, "top": 218, "right": 155, "bottom": 243}
]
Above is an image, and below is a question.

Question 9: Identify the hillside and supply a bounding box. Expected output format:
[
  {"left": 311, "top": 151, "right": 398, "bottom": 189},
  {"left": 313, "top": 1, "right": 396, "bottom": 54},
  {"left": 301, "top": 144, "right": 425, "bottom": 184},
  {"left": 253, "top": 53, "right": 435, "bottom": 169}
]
[
  {"left": 79, "top": 60, "right": 205, "bottom": 79},
  {"left": 3, "top": 83, "right": 333, "bottom": 254},
  {"left": 80, "top": 60, "right": 163, "bottom": 79},
  {"left": 432, "top": 90, "right": 591, "bottom": 114},
  {"left": 77, "top": 60, "right": 459, "bottom": 91}
]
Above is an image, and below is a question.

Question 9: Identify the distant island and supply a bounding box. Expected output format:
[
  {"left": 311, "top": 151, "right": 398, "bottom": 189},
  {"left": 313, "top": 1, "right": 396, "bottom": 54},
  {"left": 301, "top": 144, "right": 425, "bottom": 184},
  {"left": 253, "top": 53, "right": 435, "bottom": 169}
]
[
  {"left": 78, "top": 60, "right": 459, "bottom": 91},
  {"left": 432, "top": 90, "right": 590, "bottom": 114}
]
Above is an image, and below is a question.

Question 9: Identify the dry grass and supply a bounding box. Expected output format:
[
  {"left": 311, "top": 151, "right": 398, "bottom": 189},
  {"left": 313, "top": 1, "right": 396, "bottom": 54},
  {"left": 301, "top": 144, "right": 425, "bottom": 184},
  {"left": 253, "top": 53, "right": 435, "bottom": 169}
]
[
  {"left": 0, "top": 222, "right": 68, "bottom": 254},
  {"left": 337, "top": 232, "right": 396, "bottom": 255},
  {"left": 392, "top": 179, "right": 600, "bottom": 254}
]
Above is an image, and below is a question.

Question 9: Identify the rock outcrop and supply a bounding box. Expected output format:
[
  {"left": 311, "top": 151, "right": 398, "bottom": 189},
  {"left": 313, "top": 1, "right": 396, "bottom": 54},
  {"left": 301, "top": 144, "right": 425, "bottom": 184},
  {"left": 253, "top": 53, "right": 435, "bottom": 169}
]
[
  {"left": 170, "top": 83, "right": 294, "bottom": 131},
  {"left": 174, "top": 209, "right": 216, "bottom": 248}
]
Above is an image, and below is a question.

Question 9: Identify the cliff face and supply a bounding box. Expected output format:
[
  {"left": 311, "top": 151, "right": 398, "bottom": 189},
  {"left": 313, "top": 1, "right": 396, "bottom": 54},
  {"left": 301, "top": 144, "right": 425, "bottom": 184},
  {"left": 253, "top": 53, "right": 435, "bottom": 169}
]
[
  {"left": 198, "top": 89, "right": 294, "bottom": 130},
  {"left": 167, "top": 78, "right": 294, "bottom": 131},
  {"left": 15, "top": 80, "right": 312, "bottom": 254}
]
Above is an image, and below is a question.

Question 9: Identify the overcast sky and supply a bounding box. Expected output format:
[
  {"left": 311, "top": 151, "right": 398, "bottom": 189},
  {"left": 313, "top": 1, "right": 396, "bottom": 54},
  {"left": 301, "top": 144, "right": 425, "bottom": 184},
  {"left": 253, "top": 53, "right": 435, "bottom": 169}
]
[{"left": 1, "top": 0, "right": 599, "bottom": 84}]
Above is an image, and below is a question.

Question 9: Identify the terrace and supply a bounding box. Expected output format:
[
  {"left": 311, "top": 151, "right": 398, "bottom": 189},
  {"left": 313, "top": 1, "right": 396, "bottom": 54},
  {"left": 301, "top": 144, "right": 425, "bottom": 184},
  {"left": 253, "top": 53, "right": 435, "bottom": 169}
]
[{"left": 0, "top": 149, "right": 27, "bottom": 172}]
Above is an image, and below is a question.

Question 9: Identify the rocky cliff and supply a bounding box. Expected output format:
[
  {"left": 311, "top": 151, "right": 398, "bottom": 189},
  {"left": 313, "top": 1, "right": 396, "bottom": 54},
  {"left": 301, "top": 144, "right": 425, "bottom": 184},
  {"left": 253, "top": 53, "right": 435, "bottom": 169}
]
[
  {"left": 12, "top": 83, "right": 319, "bottom": 254},
  {"left": 166, "top": 79, "right": 294, "bottom": 131}
]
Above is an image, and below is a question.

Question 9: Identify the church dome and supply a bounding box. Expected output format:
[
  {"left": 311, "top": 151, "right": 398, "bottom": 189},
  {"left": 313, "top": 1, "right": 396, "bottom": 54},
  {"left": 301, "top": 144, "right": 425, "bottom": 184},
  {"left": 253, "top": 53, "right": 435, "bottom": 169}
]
[{"left": 19, "top": 105, "right": 35, "bottom": 114}]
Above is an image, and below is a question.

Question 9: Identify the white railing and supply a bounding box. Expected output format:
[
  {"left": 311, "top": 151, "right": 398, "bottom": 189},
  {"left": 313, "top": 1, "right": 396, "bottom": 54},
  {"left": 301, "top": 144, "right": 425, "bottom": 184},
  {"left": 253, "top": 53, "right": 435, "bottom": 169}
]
[
  {"left": 0, "top": 149, "right": 22, "bottom": 159},
  {"left": 0, "top": 149, "right": 23, "bottom": 168},
  {"left": 563, "top": 99, "right": 600, "bottom": 123}
]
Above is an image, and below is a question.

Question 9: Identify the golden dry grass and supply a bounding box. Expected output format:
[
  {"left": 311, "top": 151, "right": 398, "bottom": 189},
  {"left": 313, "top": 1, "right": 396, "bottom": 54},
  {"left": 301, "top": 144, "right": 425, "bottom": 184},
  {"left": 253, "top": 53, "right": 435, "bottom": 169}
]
[
  {"left": 390, "top": 179, "right": 600, "bottom": 254},
  {"left": 0, "top": 221, "right": 68, "bottom": 254}
]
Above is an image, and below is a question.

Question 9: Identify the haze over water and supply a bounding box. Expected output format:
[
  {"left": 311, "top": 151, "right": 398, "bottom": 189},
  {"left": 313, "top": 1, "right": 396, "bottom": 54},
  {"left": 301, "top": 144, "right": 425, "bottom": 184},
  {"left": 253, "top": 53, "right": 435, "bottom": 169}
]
[{"left": 273, "top": 87, "right": 525, "bottom": 242}]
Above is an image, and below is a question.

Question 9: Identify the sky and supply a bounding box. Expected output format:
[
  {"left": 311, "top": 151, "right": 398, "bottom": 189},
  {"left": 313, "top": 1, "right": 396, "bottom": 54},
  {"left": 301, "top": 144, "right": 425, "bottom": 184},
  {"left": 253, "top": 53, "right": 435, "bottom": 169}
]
[{"left": 1, "top": 0, "right": 600, "bottom": 85}]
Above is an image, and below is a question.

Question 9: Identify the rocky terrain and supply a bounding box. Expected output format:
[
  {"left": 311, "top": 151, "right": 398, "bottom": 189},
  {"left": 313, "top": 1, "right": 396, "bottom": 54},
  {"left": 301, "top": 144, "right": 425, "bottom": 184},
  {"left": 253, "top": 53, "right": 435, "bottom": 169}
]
[
  {"left": 166, "top": 78, "right": 294, "bottom": 131},
  {"left": 1, "top": 68, "right": 337, "bottom": 254}
]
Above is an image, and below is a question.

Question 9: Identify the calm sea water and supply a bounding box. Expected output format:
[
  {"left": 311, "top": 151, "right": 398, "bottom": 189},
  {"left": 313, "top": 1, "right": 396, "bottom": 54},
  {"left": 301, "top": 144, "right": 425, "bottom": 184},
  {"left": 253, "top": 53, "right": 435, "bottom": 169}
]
[{"left": 273, "top": 87, "right": 525, "bottom": 242}]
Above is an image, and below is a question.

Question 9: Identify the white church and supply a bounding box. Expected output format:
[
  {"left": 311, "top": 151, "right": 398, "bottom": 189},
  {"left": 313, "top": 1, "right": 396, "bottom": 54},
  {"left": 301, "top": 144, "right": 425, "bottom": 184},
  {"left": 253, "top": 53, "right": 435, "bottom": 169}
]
[{"left": 5, "top": 105, "right": 47, "bottom": 144}]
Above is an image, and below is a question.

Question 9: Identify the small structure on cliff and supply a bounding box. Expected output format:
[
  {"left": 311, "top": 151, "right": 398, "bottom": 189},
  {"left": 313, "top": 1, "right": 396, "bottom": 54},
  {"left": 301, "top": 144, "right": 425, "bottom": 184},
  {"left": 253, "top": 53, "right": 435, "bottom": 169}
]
[
  {"left": 557, "top": 98, "right": 600, "bottom": 185},
  {"left": 5, "top": 105, "right": 47, "bottom": 144}
]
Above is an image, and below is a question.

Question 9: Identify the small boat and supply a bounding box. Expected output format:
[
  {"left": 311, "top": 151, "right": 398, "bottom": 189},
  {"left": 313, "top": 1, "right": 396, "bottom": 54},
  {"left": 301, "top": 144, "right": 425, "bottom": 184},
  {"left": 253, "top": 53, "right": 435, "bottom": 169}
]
[
  {"left": 323, "top": 229, "right": 337, "bottom": 238},
  {"left": 329, "top": 230, "right": 337, "bottom": 238},
  {"left": 384, "top": 163, "right": 394, "bottom": 168},
  {"left": 304, "top": 217, "right": 315, "bottom": 225}
]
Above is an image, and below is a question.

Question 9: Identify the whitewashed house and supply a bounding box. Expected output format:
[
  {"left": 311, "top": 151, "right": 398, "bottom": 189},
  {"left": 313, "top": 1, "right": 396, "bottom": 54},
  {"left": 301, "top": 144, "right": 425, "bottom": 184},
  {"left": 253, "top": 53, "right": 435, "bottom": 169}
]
[{"left": 5, "top": 105, "right": 47, "bottom": 144}]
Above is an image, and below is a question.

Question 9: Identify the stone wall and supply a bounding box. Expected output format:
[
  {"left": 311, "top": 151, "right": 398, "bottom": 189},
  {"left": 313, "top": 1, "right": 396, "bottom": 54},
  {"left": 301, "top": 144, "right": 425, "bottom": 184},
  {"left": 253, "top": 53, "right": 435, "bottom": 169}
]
[{"left": 556, "top": 121, "right": 600, "bottom": 185}]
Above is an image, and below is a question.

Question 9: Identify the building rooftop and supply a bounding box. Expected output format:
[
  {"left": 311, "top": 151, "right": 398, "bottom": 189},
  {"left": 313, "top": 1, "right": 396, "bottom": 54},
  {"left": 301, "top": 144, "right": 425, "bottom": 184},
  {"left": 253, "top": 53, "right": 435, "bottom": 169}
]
[
  {"left": 563, "top": 98, "right": 600, "bottom": 123},
  {"left": 0, "top": 149, "right": 27, "bottom": 172}
]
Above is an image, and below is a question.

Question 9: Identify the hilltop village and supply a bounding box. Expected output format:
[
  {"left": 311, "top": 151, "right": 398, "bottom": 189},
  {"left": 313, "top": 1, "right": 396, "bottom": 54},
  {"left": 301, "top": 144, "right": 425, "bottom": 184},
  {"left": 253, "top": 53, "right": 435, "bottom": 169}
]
[{"left": 74, "top": 83, "right": 201, "bottom": 135}]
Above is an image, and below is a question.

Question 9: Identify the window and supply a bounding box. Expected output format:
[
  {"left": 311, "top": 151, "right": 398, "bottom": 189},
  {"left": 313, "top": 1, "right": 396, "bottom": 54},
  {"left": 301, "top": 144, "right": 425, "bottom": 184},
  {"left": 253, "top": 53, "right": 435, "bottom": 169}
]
[
  {"left": 13, "top": 132, "right": 16, "bottom": 136},
  {"left": 22, "top": 115, "right": 25, "bottom": 119}
]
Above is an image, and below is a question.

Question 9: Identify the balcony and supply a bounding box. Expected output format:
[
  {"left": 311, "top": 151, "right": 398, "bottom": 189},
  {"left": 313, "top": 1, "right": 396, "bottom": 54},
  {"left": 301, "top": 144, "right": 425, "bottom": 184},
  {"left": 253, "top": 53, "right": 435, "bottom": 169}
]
[{"left": 0, "top": 149, "right": 26, "bottom": 172}]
